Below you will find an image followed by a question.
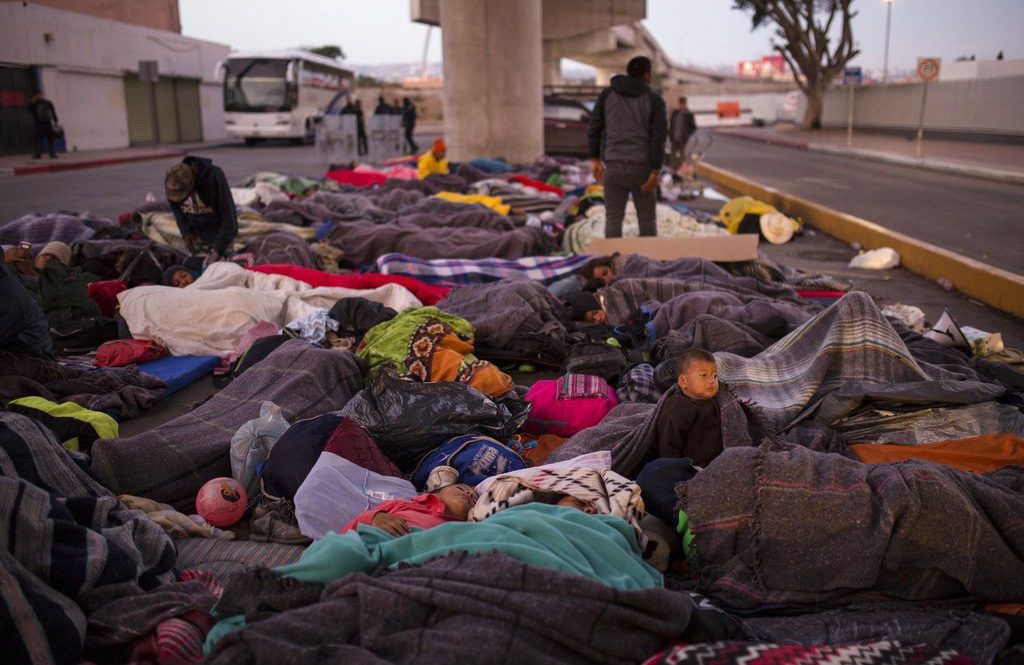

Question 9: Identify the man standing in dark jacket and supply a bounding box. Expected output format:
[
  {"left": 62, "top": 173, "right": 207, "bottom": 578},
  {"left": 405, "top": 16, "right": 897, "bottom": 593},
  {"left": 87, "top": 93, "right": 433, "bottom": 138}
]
[
  {"left": 401, "top": 97, "right": 418, "bottom": 155},
  {"left": 29, "top": 93, "right": 59, "bottom": 159},
  {"left": 669, "top": 96, "right": 698, "bottom": 170},
  {"left": 587, "top": 56, "right": 667, "bottom": 238},
  {"left": 164, "top": 156, "right": 238, "bottom": 259}
]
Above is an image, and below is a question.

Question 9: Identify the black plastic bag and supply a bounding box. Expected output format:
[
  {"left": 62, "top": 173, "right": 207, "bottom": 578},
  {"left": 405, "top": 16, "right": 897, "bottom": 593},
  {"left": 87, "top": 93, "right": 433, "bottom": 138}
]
[{"left": 339, "top": 369, "right": 531, "bottom": 471}]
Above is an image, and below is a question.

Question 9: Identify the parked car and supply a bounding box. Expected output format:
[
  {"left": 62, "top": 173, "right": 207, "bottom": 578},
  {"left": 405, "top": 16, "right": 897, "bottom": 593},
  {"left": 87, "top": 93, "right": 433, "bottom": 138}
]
[{"left": 544, "top": 96, "right": 591, "bottom": 156}]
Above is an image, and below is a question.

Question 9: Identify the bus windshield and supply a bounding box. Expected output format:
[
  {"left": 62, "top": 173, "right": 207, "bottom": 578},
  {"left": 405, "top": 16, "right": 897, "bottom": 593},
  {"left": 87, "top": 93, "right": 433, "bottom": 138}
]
[{"left": 224, "top": 58, "right": 293, "bottom": 112}]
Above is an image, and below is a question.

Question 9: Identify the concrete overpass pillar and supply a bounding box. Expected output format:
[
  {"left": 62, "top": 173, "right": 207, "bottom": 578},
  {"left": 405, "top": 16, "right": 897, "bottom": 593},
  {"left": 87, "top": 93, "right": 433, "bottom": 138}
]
[
  {"left": 594, "top": 66, "right": 614, "bottom": 86},
  {"left": 439, "top": 0, "right": 543, "bottom": 163}
]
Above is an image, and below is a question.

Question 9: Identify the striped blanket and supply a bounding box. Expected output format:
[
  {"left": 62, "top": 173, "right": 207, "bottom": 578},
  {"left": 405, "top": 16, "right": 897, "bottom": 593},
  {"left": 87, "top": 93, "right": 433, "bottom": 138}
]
[
  {"left": 715, "top": 292, "right": 1006, "bottom": 431},
  {"left": 377, "top": 253, "right": 592, "bottom": 286},
  {"left": 468, "top": 466, "right": 647, "bottom": 549},
  {"left": 0, "top": 412, "right": 177, "bottom": 664}
]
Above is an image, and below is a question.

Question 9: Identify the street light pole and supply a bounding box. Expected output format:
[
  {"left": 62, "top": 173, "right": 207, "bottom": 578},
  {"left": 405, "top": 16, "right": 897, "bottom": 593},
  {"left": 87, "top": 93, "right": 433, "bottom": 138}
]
[{"left": 883, "top": 0, "right": 894, "bottom": 84}]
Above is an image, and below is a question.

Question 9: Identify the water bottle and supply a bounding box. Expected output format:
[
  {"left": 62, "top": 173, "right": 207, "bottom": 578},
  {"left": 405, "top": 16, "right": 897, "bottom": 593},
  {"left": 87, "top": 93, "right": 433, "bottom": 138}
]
[{"left": 937, "top": 277, "right": 954, "bottom": 291}]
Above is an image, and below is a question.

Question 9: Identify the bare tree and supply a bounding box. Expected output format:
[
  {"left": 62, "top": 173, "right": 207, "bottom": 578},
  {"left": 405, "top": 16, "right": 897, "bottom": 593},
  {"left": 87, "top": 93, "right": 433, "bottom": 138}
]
[{"left": 734, "top": 0, "right": 860, "bottom": 129}]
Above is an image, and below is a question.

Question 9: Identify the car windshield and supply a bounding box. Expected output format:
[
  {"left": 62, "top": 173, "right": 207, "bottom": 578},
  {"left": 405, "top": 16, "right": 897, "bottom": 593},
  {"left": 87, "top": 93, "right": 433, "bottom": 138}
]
[{"left": 224, "top": 58, "right": 292, "bottom": 112}]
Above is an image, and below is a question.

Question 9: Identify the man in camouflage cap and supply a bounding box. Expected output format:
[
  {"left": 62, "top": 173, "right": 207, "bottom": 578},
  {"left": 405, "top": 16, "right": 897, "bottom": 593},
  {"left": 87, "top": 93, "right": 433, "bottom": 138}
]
[{"left": 165, "top": 156, "right": 238, "bottom": 259}]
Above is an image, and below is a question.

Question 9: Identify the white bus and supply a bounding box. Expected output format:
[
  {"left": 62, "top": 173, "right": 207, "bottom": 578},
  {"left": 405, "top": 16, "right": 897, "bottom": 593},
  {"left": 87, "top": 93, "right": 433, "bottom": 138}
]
[{"left": 220, "top": 50, "right": 354, "bottom": 144}]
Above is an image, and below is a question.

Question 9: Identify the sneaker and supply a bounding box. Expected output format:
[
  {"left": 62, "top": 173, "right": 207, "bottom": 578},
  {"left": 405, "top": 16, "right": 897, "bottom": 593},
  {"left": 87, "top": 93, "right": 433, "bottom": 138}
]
[{"left": 250, "top": 500, "right": 311, "bottom": 545}]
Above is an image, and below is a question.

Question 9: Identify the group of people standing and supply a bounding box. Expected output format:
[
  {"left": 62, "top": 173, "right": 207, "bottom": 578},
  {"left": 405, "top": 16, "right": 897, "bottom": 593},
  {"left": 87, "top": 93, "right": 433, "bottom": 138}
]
[{"left": 338, "top": 96, "right": 419, "bottom": 156}]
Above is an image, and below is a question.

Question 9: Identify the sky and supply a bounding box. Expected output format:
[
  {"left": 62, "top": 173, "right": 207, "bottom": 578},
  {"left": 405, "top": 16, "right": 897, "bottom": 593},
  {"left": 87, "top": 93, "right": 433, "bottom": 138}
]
[{"left": 179, "top": 0, "right": 1022, "bottom": 72}]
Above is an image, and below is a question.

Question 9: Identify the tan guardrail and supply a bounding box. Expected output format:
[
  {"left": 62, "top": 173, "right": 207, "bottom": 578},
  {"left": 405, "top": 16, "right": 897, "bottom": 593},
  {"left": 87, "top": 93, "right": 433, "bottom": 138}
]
[{"left": 696, "top": 161, "right": 1024, "bottom": 319}]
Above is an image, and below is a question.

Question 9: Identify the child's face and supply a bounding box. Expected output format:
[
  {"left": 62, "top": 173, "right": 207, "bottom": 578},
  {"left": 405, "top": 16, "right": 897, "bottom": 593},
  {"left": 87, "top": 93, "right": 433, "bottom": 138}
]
[
  {"left": 677, "top": 360, "right": 719, "bottom": 400},
  {"left": 171, "top": 270, "right": 194, "bottom": 288},
  {"left": 583, "top": 308, "right": 607, "bottom": 324},
  {"left": 556, "top": 495, "right": 597, "bottom": 515},
  {"left": 592, "top": 265, "right": 614, "bottom": 286},
  {"left": 437, "top": 483, "right": 478, "bottom": 520}
]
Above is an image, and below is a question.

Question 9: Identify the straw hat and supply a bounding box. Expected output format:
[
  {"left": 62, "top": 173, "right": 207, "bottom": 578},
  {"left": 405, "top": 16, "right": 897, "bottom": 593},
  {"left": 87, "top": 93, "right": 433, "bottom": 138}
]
[{"left": 759, "top": 212, "right": 797, "bottom": 245}]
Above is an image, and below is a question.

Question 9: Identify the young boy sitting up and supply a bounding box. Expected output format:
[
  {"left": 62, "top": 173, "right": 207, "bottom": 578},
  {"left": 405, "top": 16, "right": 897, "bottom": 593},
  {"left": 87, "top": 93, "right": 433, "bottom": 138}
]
[
  {"left": 654, "top": 348, "right": 722, "bottom": 468},
  {"left": 341, "top": 483, "right": 478, "bottom": 537}
]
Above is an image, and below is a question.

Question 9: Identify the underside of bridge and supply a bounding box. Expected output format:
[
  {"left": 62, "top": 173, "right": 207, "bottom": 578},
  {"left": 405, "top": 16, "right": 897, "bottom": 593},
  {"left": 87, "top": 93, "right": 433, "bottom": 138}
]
[{"left": 411, "top": 0, "right": 784, "bottom": 161}]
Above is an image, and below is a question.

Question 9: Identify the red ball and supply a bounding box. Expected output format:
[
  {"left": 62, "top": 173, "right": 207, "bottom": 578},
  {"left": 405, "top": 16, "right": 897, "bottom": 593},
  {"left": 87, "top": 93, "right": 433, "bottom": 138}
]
[{"left": 196, "top": 477, "right": 247, "bottom": 527}]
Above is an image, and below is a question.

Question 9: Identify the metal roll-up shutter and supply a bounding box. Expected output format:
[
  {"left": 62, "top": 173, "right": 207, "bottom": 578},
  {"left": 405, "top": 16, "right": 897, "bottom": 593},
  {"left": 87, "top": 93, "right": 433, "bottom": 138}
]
[
  {"left": 154, "top": 78, "right": 179, "bottom": 143},
  {"left": 124, "top": 75, "right": 156, "bottom": 145},
  {"left": 174, "top": 78, "right": 202, "bottom": 142}
]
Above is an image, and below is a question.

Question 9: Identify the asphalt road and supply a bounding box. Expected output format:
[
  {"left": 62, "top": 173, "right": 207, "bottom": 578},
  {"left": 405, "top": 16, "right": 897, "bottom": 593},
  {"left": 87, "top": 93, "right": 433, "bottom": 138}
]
[
  {"left": 703, "top": 133, "right": 1024, "bottom": 276},
  {"left": 0, "top": 143, "right": 333, "bottom": 222}
]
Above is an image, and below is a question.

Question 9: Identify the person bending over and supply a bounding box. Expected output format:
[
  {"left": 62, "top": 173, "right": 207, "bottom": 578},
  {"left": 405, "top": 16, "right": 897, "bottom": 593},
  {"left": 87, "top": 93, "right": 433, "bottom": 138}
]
[
  {"left": 342, "top": 483, "right": 478, "bottom": 537},
  {"left": 165, "top": 156, "right": 238, "bottom": 260},
  {"left": 654, "top": 348, "right": 722, "bottom": 468}
]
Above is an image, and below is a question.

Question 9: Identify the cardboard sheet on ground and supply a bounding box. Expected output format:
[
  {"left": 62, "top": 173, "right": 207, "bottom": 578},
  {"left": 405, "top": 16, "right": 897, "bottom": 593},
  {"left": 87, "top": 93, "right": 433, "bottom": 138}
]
[{"left": 587, "top": 234, "right": 759, "bottom": 262}]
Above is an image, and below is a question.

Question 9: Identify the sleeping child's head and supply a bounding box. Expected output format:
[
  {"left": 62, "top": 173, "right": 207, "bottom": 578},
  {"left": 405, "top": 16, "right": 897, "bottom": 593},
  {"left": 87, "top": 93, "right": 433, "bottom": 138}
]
[{"left": 675, "top": 348, "right": 718, "bottom": 401}]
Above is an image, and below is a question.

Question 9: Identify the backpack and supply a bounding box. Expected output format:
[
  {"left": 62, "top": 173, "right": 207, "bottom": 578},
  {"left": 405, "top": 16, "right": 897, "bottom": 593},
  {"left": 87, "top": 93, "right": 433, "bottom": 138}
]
[
  {"left": 523, "top": 376, "right": 618, "bottom": 438},
  {"left": 49, "top": 316, "right": 118, "bottom": 354},
  {"left": 410, "top": 434, "right": 526, "bottom": 490},
  {"left": 562, "top": 341, "right": 629, "bottom": 383},
  {"left": 95, "top": 338, "right": 168, "bottom": 367}
]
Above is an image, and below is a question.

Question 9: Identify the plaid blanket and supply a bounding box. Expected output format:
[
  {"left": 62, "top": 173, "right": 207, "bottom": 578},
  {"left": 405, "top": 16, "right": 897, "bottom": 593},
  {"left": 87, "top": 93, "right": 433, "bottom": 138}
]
[
  {"left": 724, "top": 252, "right": 852, "bottom": 293},
  {"left": 377, "top": 252, "right": 592, "bottom": 285},
  {"left": 617, "top": 363, "right": 661, "bottom": 404},
  {"left": 0, "top": 412, "right": 177, "bottom": 664},
  {"left": 0, "top": 211, "right": 114, "bottom": 248},
  {"left": 469, "top": 466, "right": 647, "bottom": 549},
  {"left": 715, "top": 292, "right": 1006, "bottom": 431},
  {"left": 92, "top": 340, "right": 364, "bottom": 510},
  {"left": 208, "top": 552, "right": 704, "bottom": 665},
  {"left": 647, "top": 290, "right": 812, "bottom": 344},
  {"left": 137, "top": 210, "right": 315, "bottom": 251},
  {"left": 679, "top": 441, "right": 1024, "bottom": 610},
  {"left": 643, "top": 641, "right": 968, "bottom": 665},
  {"left": 547, "top": 385, "right": 755, "bottom": 478}
]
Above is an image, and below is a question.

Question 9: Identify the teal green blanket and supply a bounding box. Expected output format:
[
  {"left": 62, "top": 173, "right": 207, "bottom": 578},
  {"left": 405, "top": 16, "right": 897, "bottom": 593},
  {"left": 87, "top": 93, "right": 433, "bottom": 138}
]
[{"left": 206, "top": 504, "right": 660, "bottom": 652}]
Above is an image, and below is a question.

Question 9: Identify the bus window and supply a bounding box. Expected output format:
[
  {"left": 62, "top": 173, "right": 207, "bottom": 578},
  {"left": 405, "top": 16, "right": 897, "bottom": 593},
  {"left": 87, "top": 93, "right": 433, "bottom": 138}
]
[{"left": 224, "top": 58, "right": 293, "bottom": 112}]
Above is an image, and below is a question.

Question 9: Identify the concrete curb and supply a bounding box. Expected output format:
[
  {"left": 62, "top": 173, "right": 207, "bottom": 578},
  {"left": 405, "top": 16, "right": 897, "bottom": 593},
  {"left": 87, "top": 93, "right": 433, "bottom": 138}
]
[
  {"left": 12, "top": 150, "right": 186, "bottom": 176},
  {"left": 697, "top": 161, "right": 1024, "bottom": 319},
  {"left": 714, "top": 129, "right": 1024, "bottom": 186}
]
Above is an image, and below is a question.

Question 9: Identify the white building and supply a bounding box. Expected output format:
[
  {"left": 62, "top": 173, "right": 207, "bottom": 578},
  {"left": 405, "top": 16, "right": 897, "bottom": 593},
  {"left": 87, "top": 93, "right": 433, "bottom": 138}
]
[
  {"left": 940, "top": 58, "right": 1024, "bottom": 82},
  {"left": 0, "top": 1, "right": 229, "bottom": 154}
]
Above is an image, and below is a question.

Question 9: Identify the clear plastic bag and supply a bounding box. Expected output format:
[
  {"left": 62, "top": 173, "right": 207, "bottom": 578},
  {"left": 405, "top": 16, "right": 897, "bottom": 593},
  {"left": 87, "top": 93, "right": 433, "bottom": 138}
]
[{"left": 230, "top": 400, "right": 291, "bottom": 497}]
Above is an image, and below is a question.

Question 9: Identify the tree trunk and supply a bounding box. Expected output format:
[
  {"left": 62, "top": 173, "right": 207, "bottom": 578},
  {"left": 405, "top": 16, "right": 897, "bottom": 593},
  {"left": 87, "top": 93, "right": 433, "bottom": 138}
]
[{"left": 801, "top": 85, "right": 825, "bottom": 130}]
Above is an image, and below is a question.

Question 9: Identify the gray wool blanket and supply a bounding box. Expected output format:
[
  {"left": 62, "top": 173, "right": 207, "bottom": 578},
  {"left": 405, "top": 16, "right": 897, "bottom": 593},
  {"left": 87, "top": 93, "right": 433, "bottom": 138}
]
[
  {"left": 647, "top": 290, "right": 812, "bottom": 343},
  {"left": 325, "top": 221, "right": 554, "bottom": 268},
  {"left": 714, "top": 292, "right": 1006, "bottom": 431},
  {"left": 92, "top": 340, "right": 364, "bottom": 510},
  {"left": 437, "top": 280, "right": 568, "bottom": 351},
  {"left": 614, "top": 254, "right": 811, "bottom": 305},
  {"left": 678, "top": 441, "right": 1024, "bottom": 610},
  {"left": 601, "top": 278, "right": 807, "bottom": 329},
  {"left": 0, "top": 412, "right": 178, "bottom": 664},
  {"left": 546, "top": 385, "right": 755, "bottom": 477},
  {"left": 207, "top": 552, "right": 702, "bottom": 665}
]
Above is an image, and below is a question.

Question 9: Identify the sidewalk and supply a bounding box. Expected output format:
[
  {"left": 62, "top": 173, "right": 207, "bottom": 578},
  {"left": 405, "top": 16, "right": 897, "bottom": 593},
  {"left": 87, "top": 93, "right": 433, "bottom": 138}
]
[
  {"left": 714, "top": 125, "right": 1024, "bottom": 185},
  {"left": 0, "top": 140, "right": 239, "bottom": 177}
]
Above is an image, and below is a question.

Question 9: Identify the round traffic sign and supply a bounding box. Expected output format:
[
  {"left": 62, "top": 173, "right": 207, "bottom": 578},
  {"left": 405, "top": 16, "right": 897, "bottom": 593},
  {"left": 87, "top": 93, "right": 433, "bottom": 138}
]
[{"left": 917, "top": 57, "right": 940, "bottom": 81}]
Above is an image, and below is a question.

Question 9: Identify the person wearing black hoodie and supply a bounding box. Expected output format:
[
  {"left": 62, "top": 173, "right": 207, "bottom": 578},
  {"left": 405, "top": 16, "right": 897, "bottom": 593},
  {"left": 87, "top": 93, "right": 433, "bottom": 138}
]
[
  {"left": 164, "top": 156, "right": 238, "bottom": 258},
  {"left": 587, "top": 56, "right": 667, "bottom": 238}
]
